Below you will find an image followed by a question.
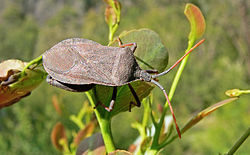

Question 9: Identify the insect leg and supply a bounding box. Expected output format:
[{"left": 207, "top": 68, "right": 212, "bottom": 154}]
[
  {"left": 46, "top": 75, "right": 66, "bottom": 89},
  {"left": 128, "top": 83, "right": 141, "bottom": 112},
  {"left": 46, "top": 75, "right": 94, "bottom": 92},
  {"left": 117, "top": 38, "right": 137, "bottom": 53},
  {"left": 107, "top": 86, "right": 117, "bottom": 111},
  {"left": 94, "top": 86, "right": 117, "bottom": 112}
]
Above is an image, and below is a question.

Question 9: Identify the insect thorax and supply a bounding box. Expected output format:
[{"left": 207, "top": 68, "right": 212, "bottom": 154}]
[{"left": 110, "top": 47, "right": 141, "bottom": 86}]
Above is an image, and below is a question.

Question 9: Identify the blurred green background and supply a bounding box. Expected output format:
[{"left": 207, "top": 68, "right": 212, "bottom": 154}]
[{"left": 0, "top": 0, "right": 249, "bottom": 154}]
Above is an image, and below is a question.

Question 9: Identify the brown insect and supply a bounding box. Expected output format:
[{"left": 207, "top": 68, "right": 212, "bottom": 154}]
[{"left": 43, "top": 38, "right": 205, "bottom": 138}]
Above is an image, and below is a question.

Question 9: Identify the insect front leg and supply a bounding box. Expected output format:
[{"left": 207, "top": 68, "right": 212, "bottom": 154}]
[
  {"left": 117, "top": 38, "right": 137, "bottom": 53},
  {"left": 46, "top": 75, "right": 94, "bottom": 92},
  {"left": 128, "top": 83, "right": 141, "bottom": 112},
  {"left": 46, "top": 75, "right": 69, "bottom": 90}
]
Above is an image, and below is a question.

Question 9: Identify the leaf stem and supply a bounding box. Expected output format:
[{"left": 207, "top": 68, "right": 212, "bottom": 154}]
[
  {"left": 85, "top": 91, "right": 116, "bottom": 153},
  {"left": 241, "top": 90, "right": 250, "bottom": 94},
  {"left": 150, "top": 39, "right": 196, "bottom": 150},
  {"left": 168, "top": 39, "right": 194, "bottom": 101},
  {"left": 96, "top": 115, "right": 115, "bottom": 153},
  {"left": 227, "top": 127, "right": 250, "bottom": 155},
  {"left": 21, "top": 55, "right": 43, "bottom": 76}
]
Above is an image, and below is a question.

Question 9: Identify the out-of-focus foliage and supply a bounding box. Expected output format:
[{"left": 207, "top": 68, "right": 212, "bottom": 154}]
[{"left": 0, "top": 0, "right": 249, "bottom": 154}]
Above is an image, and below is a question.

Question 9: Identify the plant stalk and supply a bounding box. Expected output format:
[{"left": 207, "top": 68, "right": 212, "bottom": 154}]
[
  {"left": 85, "top": 91, "right": 115, "bottom": 153},
  {"left": 150, "top": 39, "right": 196, "bottom": 151},
  {"left": 21, "top": 55, "right": 43, "bottom": 76},
  {"left": 96, "top": 115, "right": 116, "bottom": 153},
  {"left": 227, "top": 127, "right": 250, "bottom": 155},
  {"left": 168, "top": 39, "right": 194, "bottom": 101}
]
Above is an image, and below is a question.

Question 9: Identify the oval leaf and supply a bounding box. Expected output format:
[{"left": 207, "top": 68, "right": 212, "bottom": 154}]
[
  {"left": 117, "top": 29, "right": 169, "bottom": 72},
  {"left": 92, "top": 29, "right": 168, "bottom": 116}
]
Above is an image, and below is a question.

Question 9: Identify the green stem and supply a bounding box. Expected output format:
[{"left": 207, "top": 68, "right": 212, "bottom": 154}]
[
  {"left": 146, "top": 149, "right": 159, "bottom": 155},
  {"left": 158, "top": 125, "right": 174, "bottom": 149},
  {"left": 142, "top": 96, "right": 151, "bottom": 129},
  {"left": 161, "top": 134, "right": 178, "bottom": 147},
  {"left": 85, "top": 91, "right": 115, "bottom": 153},
  {"left": 227, "top": 127, "right": 250, "bottom": 155},
  {"left": 241, "top": 90, "right": 250, "bottom": 94},
  {"left": 96, "top": 114, "right": 115, "bottom": 153},
  {"left": 21, "top": 55, "right": 43, "bottom": 76},
  {"left": 107, "top": 0, "right": 120, "bottom": 44},
  {"left": 150, "top": 39, "right": 196, "bottom": 150},
  {"left": 150, "top": 94, "right": 169, "bottom": 149},
  {"left": 108, "top": 23, "right": 119, "bottom": 44},
  {"left": 168, "top": 39, "right": 194, "bottom": 101},
  {"left": 108, "top": 25, "right": 114, "bottom": 43},
  {"left": 70, "top": 115, "right": 84, "bottom": 129}
]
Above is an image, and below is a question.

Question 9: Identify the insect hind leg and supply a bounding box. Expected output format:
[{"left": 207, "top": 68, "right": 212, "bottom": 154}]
[{"left": 128, "top": 83, "right": 141, "bottom": 112}]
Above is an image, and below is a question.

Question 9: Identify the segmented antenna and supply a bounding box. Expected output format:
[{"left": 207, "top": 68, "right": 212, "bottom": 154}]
[
  {"left": 152, "top": 39, "right": 205, "bottom": 78},
  {"left": 151, "top": 79, "right": 181, "bottom": 138},
  {"left": 151, "top": 39, "right": 205, "bottom": 138}
]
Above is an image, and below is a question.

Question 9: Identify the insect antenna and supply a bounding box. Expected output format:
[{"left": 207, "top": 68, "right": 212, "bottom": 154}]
[
  {"left": 150, "top": 39, "right": 205, "bottom": 138},
  {"left": 152, "top": 39, "right": 205, "bottom": 79},
  {"left": 151, "top": 79, "right": 181, "bottom": 138}
]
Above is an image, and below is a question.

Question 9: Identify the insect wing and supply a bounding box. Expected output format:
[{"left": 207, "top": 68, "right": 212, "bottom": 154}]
[
  {"left": 71, "top": 45, "right": 122, "bottom": 85},
  {"left": 43, "top": 39, "right": 121, "bottom": 85}
]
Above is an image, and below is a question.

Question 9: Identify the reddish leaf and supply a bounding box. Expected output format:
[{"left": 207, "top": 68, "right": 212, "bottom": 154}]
[
  {"left": 184, "top": 3, "right": 206, "bottom": 41},
  {"left": 51, "top": 122, "right": 67, "bottom": 151},
  {"left": 104, "top": 0, "right": 121, "bottom": 27},
  {"left": 52, "top": 95, "right": 62, "bottom": 115},
  {"left": 0, "top": 59, "right": 46, "bottom": 109},
  {"left": 182, "top": 98, "right": 238, "bottom": 134},
  {"left": 74, "top": 121, "right": 96, "bottom": 146}
]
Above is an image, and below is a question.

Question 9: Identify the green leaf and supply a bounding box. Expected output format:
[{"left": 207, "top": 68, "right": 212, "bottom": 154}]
[
  {"left": 92, "top": 29, "right": 168, "bottom": 117},
  {"left": 184, "top": 3, "right": 206, "bottom": 42},
  {"left": 117, "top": 29, "right": 169, "bottom": 72}
]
